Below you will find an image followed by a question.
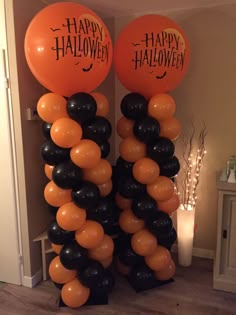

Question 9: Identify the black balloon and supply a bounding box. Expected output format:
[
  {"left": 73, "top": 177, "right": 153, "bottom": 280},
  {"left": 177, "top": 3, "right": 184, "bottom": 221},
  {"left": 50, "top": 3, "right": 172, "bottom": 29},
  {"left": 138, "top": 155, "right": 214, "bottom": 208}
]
[
  {"left": 129, "top": 264, "right": 156, "bottom": 291},
  {"left": 67, "top": 92, "right": 97, "bottom": 124},
  {"left": 82, "top": 116, "right": 112, "bottom": 142},
  {"left": 157, "top": 228, "right": 177, "bottom": 250},
  {"left": 99, "top": 215, "right": 116, "bottom": 235},
  {"left": 72, "top": 181, "right": 100, "bottom": 209},
  {"left": 133, "top": 116, "right": 160, "bottom": 143},
  {"left": 132, "top": 194, "right": 158, "bottom": 220},
  {"left": 48, "top": 204, "right": 58, "bottom": 217},
  {"left": 42, "top": 122, "right": 52, "bottom": 140},
  {"left": 91, "top": 270, "right": 115, "bottom": 295},
  {"left": 40, "top": 140, "right": 70, "bottom": 165},
  {"left": 115, "top": 156, "right": 134, "bottom": 176},
  {"left": 146, "top": 211, "right": 173, "bottom": 238},
  {"left": 79, "top": 260, "right": 105, "bottom": 290},
  {"left": 120, "top": 93, "right": 147, "bottom": 120},
  {"left": 52, "top": 161, "right": 83, "bottom": 189},
  {"left": 118, "top": 175, "right": 146, "bottom": 199},
  {"left": 86, "top": 197, "right": 114, "bottom": 220},
  {"left": 159, "top": 156, "right": 180, "bottom": 178},
  {"left": 53, "top": 282, "right": 63, "bottom": 290},
  {"left": 60, "top": 240, "right": 88, "bottom": 270},
  {"left": 118, "top": 242, "right": 144, "bottom": 266},
  {"left": 47, "top": 221, "right": 75, "bottom": 245},
  {"left": 147, "top": 137, "right": 175, "bottom": 164},
  {"left": 97, "top": 140, "right": 110, "bottom": 158}
]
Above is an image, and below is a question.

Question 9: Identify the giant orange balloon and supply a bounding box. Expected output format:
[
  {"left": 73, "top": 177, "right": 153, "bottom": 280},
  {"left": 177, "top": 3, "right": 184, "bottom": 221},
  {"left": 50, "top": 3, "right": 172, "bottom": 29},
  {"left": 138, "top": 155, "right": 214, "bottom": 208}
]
[
  {"left": 148, "top": 93, "right": 176, "bottom": 121},
  {"left": 44, "top": 164, "right": 54, "bottom": 180},
  {"left": 83, "top": 159, "right": 112, "bottom": 185},
  {"left": 24, "top": 2, "right": 112, "bottom": 97},
  {"left": 98, "top": 256, "right": 113, "bottom": 268},
  {"left": 119, "top": 136, "right": 146, "bottom": 162},
  {"left": 114, "top": 15, "right": 190, "bottom": 98},
  {"left": 70, "top": 139, "right": 101, "bottom": 169},
  {"left": 44, "top": 180, "right": 72, "bottom": 207},
  {"left": 116, "top": 116, "right": 134, "bottom": 139},
  {"left": 115, "top": 193, "right": 132, "bottom": 210},
  {"left": 75, "top": 220, "right": 104, "bottom": 249},
  {"left": 131, "top": 229, "right": 158, "bottom": 256},
  {"left": 61, "top": 278, "right": 90, "bottom": 308},
  {"left": 50, "top": 118, "right": 82, "bottom": 148},
  {"left": 160, "top": 117, "right": 181, "bottom": 140},
  {"left": 49, "top": 256, "right": 76, "bottom": 284},
  {"left": 157, "top": 192, "right": 180, "bottom": 214},
  {"left": 145, "top": 246, "right": 171, "bottom": 271},
  {"left": 51, "top": 243, "right": 63, "bottom": 255},
  {"left": 88, "top": 234, "right": 114, "bottom": 261},
  {"left": 90, "top": 92, "right": 109, "bottom": 117},
  {"left": 37, "top": 93, "right": 68, "bottom": 123},
  {"left": 155, "top": 259, "right": 176, "bottom": 281},
  {"left": 115, "top": 257, "right": 131, "bottom": 276},
  {"left": 56, "top": 202, "right": 86, "bottom": 231},
  {"left": 97, "top": 179, "right": 112, "bottom": 197},
  {"left": 147, "top": 176, "right": 174, "bottom": 201},
  {"left": 119, "top": 208, "right": 145, "bottom": 234},
  {"left": 133, "top": 157, "right": 160, "bottom": 185}
]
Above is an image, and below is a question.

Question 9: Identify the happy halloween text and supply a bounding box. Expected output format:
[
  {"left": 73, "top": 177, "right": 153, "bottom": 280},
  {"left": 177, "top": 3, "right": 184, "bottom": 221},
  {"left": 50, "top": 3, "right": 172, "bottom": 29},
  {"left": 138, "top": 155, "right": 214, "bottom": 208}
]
[
  {"left": 51, "top": 18, "right": 110, "bottom": 63},
  {"left": 132, "top": 31, "right": 186, "bottom": 70}
]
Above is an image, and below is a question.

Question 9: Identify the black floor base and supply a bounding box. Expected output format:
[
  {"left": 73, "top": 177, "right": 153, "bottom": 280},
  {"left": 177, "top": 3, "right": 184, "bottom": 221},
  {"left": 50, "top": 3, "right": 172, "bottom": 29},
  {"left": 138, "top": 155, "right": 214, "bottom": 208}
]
[{"left": 127, "top": 276, "right": 174, "bottom": 293}]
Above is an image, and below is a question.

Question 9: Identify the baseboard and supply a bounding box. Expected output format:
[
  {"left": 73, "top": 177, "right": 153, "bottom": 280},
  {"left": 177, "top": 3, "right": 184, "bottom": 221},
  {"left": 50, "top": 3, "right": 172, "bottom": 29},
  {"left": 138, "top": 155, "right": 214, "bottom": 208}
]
[
  {"left": 171, "top": 244, "right": 215, "bottom": 259},
  {"left": 22, "top": 268, "right": 42, "bottom": 288}
]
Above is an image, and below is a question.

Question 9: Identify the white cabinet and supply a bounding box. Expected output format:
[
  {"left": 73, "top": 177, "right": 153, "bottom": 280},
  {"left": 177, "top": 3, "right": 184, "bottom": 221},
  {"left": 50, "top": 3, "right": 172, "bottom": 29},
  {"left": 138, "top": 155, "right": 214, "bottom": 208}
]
[{"left": 214, "top": 181, "right": 236, "bottom": 293}]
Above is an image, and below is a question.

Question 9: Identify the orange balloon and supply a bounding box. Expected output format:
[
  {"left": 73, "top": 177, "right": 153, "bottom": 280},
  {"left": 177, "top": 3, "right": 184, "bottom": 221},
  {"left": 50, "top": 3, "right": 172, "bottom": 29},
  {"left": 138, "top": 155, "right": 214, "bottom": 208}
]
[
  {"left": 119, "top": 208, "right": 145, "bottom": 234},
  {"left": 131, "top": 229, "right": 158, "bottom": 257},
  {"left": 90, "top": 92, "right": 109, "bottom": 117},
  {"left": 98, "top": 256, "right": 113, "bottom": 268},
  {"left": 24, "top": 2, "right": 113, "bottom": 97},
  {"left": 148, "top": 94, "right": 176, "bottom": 121},
  {"left": 75, "top": 220, "right": 104, "bottom": 249},
  {"left": 157, "top": 192, "right": 180, "bottom": 214},
  {"left": 160, "top": 117, "right": 181, "bottom": 140},
  {"left": 147, "top": 176, "right": 174, "bottom": 201},
  {"left": 133, "top": 158, "right": 160, "bottom": 185},
  {"left": 37, "top": 93, "right": 68, "bottom": 123},
  {"left": 56, "top": 202, "right": 86, "bottom": 231},
  {"left": 50, "top": 118, "right": 82, "bottom": 148},
  {"left": 83, "top": 159, "right": 112, "bottom": 185},
  {"left": 51, "top": 243, "right": 63, "bottom": 255},
  {"left": 44, "top": 181, "right": 72, "bottom": 207},
  {"left": 115, "top": 257, "right": 131, "bottom": 276},
  {"left": 44, "top": 164, "right": 54, "bottom": 180},
  {"left": 145, "top": 246, "right": 171, "bottom": 271},
  {"left": 114, "top": 15, "right": 190, "bottom": 98},
  {"left": 119, "top": 136, "right": 146, "bottom": 162},
  {"left": 61, "top": 278, "right": 90, "bottom": 308},
  {"left": 89, "top": 234, "right": 114, "bottom": 261},
  {"left": 115, "top": 193, "right": 132, "bottom": 210},
  {"left": 49, "top": 256, "right": 76, "bottom": 284},
  {"left": 70, "top": 139, "right": 101, "bottom": 169},
  {"left": 155, "top": 259, "right": 176, "bottom": 281},
  {"left": 116, "top": 116, "right": 134, "bottom": 139},
  {"left": 97, "top": 179, "right": 112, "bottom": 197}
]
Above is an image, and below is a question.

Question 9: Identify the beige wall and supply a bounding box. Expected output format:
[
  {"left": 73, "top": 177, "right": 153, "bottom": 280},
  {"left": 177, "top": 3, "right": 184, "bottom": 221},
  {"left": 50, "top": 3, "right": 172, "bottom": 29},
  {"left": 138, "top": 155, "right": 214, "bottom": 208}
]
[{"left": 115, "top": 3, "right": 236, "bottom": 252}]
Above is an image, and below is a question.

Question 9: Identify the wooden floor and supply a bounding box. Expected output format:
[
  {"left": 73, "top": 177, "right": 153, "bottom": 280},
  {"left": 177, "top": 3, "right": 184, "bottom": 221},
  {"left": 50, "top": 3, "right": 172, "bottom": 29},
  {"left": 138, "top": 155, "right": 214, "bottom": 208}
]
[{"left": 0, "top": 257, "right": 235, "bottom": 315}]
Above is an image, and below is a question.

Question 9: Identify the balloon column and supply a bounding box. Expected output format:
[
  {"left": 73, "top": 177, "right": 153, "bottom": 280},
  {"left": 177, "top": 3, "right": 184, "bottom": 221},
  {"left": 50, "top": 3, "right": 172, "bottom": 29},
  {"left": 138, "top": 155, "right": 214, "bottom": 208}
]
[
  {"left": 113, "top": 14, "right": 190, "bottom": 291},
  {"left": 25, "top": 2, "right": 115, "bottom": 308}
]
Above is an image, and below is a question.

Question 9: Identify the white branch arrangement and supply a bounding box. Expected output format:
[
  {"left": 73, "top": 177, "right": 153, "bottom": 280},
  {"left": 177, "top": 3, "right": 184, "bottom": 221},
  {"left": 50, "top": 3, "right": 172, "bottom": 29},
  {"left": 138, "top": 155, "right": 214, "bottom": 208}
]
[{"left": 175, "top": 122, "right": 207, "bottom": 210}]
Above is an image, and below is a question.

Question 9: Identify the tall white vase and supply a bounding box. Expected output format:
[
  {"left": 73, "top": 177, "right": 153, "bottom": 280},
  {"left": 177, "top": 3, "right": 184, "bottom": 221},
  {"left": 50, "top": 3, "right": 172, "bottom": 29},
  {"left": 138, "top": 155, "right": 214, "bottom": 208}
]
[{"left": 177, "top": 204, "right": 195, "bottom": 267}]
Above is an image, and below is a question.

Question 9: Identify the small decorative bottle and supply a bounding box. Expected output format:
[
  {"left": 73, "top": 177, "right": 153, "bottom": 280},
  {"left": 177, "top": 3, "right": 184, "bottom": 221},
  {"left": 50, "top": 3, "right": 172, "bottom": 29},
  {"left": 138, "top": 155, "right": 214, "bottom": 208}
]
[{"left": 228, "top": 167, "right": 236, "bottom": 183}]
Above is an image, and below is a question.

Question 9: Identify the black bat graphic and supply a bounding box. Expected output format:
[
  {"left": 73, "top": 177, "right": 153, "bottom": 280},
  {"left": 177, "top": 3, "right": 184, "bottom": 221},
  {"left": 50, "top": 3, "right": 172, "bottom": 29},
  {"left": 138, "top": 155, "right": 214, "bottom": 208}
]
[
  {"left": 50, "top": 28, "right": 61, "bottom": 32},
  {"left": 156, "top": 71, "right": 167, "bottom": 79},
  {"left": 132, "top": 43, "right": 140, "bottom": 47},
  {"left": 82, "top": 63, "right": 93, "bottom": 72}
]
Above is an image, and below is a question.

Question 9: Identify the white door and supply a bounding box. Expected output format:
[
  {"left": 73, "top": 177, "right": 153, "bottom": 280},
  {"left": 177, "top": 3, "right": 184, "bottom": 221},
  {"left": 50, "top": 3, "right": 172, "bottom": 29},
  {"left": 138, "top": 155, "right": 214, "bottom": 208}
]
[{"left": 0, "top": 0, "right": 22, "bottom": 285}]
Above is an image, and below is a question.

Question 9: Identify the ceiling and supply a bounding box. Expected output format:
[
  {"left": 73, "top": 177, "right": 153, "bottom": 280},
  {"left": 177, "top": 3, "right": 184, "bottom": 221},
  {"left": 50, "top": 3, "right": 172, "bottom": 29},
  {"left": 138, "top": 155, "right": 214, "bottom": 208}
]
[{"left": 41, "top": 0, "right": 236, "bottom": 17}]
